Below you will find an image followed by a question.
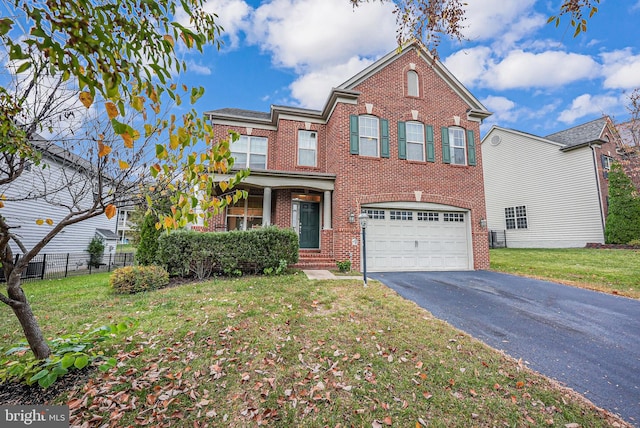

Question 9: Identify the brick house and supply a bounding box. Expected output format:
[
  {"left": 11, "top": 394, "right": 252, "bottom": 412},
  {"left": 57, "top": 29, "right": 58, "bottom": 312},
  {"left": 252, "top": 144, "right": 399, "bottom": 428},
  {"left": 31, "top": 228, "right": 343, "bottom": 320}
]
[{"left": 202, "top": 41, "right": 492, "bottom": 271}]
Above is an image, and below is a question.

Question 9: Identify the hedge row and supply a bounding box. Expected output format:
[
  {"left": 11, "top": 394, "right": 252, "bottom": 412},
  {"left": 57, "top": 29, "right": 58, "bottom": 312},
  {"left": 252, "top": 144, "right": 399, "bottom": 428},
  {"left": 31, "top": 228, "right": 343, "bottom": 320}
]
[{"left": 157, "top": 226, "right": 299, "bottom": 278}]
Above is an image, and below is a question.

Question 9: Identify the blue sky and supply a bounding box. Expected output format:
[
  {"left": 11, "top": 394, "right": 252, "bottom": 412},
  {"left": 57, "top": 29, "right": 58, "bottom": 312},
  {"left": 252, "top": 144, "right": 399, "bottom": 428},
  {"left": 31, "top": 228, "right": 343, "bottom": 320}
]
[{"left": 175, "top": 0, "right": 640, "bottom": 138}]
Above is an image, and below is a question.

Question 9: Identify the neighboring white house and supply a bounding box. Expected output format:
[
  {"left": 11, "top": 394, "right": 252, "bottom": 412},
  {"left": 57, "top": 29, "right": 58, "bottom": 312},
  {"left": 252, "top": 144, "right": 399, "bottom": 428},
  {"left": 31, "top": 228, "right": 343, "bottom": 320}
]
[
  {"left": 481, "top": 117, "right": 620, "bottom": 248},
  {"left": 1, "top": 136, "right": 118, "bottom": 256}
]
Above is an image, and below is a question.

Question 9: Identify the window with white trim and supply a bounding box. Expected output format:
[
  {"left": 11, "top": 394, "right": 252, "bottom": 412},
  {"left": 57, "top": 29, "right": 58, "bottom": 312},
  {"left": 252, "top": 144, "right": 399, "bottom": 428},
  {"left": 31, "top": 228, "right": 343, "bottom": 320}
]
[
  {"left": 227, "top": 195, "right": 263, "bottom": 231},
  {"left": 298, "top": 130, "right": 317, "bottom": 167},
  {"left": 390, "top": 211, "right": 413, "bottom": 220},
  {"left": 443, "top": 212, "right": 464, "bottom": 222},
  {"left": 407, "top": 70, "right": 419, "bottom": 97},
  {"left": 417, "top": 212, "right": 439, "bottom": 221},
  {"left": 362, "top": 209, "right": 385, "bottom": 220},
  {"left": 505, "top": 206, "right": 527, "bottom": 230},
  {"left": 406, "top": 121, "right": 425, "bottom": 161},
  {"left": 231, "top": 135, "right": 267, "bottom": 169},
  {"left": 449, "top": 127, "right": 466, "bottom": 165},
  {"left": 602, "top": 155, "right": 614, "bottom": 170},
  {"left": 359, "top": 116, "right": 379, "bottom": 157}
]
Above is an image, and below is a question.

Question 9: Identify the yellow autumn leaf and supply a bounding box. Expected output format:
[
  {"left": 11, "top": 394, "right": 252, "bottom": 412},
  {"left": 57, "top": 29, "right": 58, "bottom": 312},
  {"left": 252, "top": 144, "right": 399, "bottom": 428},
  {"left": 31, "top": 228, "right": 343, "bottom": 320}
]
[
  {"left": 163, "top": 34, "right": 175, "bottom": 47},
  {"left": 131, "top": 96, "right": 144, "bottom": 112},
  {"left": 169, "top": 134, "right": 179, "bottom": 150},
  {"left": 119, "top": 160, "right": 130, "bottom": 170},
  {"left": 98, "top": 142, "right": 112, "bottom": 157},
  {"left": 0, "top": 201, "right": 4, "bottom": 208},
  {"left": 79, "top": 65, "right": 85, "bottom": 75},
  {"left": 36, "top": 219, "right": 44, "bottom": 225},
  {"left": 45, "top": 218, "right": 53, "bottom": 225},
  {"left": 79, "top": 91, "right": 93, "bottom": 108},
  {"left": 164, "top": 216, "right": 174, "bottom": 228},
  {"left": 105, "top": 204, "right": 117, "bottom": 219},
  {"left": 122, "top": 133, "right": 133, "bottom": 148},
  {"left": 105, "top": 102, "right": 118, "bottom": 119},
  {"left": 149, "top": 89, "right": 158, "bottom": 103}
]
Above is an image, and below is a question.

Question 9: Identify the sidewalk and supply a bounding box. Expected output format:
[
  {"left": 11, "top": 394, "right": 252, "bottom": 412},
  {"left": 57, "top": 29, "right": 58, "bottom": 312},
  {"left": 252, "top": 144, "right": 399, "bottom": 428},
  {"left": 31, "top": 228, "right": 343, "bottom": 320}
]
[{"left": 303, "top": 270, "right": 363, "bottom": 280}]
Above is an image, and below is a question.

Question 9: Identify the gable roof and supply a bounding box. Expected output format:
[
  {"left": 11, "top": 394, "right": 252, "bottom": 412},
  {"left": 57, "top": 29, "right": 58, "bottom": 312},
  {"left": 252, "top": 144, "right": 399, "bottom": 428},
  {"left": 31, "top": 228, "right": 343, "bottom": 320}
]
[
  {"left": 338, "top": 40, "right": 491, "bottom": 121},
  {"left": 545, "top": 117, "right": 609, "bottom": 150},
  {"left": 206, "top": 40, "right": 491, "bottom": 125}
]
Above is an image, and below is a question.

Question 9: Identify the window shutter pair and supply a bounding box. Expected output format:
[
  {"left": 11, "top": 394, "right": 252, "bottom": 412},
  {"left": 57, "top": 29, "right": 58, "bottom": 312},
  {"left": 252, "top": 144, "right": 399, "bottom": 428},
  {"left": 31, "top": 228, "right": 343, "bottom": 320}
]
[
  {"left": 398, "top": 122, "right": 434, "bottom": 162},
  {"left": 440, "top": 127, "right": 476, "bottom": 166},
  {"left": 349, "top": 115, "right": 389, "bottom": 158}
]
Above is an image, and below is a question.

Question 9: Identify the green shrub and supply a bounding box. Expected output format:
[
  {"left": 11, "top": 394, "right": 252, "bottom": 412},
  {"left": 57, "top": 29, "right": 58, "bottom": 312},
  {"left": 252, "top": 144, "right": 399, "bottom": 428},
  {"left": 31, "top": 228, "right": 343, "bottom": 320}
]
[
  {"left": 628, "top": 239, "right": 640, "bottom": 247},
  {"left": 0, "top": 321, "right": 134, "bottom": 388},
  {"left": 87, "top": 236, "right": 105, "bottom": 268},
  {"left": 135, "top": 214, "right": 162, "bottom": 266},
  {"left": 336, "top": 260, "right": 351, "bottom": 272},
  {"left": 605, "top": 162, "right": 640, "bottom": 244},
  {"left": 157, "top": 226, "right": 299, "bottom": 278},
  {"left": 110, "top": 265, "right": 169, "bottom": 294}
]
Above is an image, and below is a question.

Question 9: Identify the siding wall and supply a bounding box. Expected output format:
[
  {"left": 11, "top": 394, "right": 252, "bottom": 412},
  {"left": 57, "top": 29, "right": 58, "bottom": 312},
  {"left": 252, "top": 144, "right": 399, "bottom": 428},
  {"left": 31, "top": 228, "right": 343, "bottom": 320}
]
[
  {"left": 482, "top": 128, "right": 604, "bottom": 248},
  {"left": 1, "top": 157, "right": 117, "bottom": 255}
]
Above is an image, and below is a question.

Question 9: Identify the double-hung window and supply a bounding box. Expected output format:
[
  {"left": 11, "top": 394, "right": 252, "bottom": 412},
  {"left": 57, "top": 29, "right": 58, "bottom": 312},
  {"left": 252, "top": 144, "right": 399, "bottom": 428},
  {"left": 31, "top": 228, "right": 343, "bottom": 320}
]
[
  {"left": 407, "top": 70, "right": 419, "bottom": 97},
  {"left": 505, "top": 206, "right": 527, "bottom": 230},
  {"left": 449, "top": 127, "right": 466, "bottom": 165},
  {"left": 298, "top": 130, "right": 317, "bottom": 167},
  {"left": 406, "top": 122, "right": 425, "bottom": 161},
  {"left": 231, "top": 135, "right": 267, "bottom": 169},
  {"left": 359, "top": 116, "right": 379, "bottom": 157}
]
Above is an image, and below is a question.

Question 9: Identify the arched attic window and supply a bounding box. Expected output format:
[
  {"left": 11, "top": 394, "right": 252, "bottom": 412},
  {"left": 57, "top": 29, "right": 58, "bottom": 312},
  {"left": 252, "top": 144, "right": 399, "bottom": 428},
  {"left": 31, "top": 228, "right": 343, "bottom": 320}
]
[{"left": 407, "top": 70, "right": 419, "bottom": 97}]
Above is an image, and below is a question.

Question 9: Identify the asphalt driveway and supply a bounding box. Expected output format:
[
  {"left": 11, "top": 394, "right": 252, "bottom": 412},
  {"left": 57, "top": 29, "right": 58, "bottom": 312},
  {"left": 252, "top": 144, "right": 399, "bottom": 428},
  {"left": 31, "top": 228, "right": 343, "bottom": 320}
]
[{"left": 368, "top": 270, "right": 640, "bottom": 426}]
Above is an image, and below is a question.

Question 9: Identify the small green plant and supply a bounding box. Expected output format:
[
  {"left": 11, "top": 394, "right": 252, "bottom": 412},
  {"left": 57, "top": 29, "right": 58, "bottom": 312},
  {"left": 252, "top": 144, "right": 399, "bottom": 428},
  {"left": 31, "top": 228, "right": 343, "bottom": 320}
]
[
  {"left": 0, "top": 320, "right": 134, "bottom": 388},
  {"left": 87, "top": 236, "right": 106, "bottom": 268},
  {"left": 336, "top": 259, "right": 351, "bottom": 273},
  {"left": 110, "top": 265, "right": 169, "bottom": 294},
  {"left": 264, "top": 259, "right": 289, "bottom": 276},
  {"left": 628, "top": 239, "right": 640, "bottom": 247}
]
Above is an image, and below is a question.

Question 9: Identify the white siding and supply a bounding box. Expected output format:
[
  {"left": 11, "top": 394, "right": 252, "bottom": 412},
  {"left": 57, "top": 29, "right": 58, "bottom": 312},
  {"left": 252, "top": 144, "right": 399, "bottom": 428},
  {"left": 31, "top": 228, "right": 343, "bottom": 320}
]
[
  {"left": 1, "top": 157, "right": 117, "bottom": 255},
  {"left": 482, "top": 128, "right": 604, "bottom": 248}
]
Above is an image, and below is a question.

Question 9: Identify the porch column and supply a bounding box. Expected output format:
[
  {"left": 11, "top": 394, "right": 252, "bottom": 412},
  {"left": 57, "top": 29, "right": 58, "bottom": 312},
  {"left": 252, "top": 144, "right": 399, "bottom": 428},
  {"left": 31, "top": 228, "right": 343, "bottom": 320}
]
[
  {"left": 323, "top": 190, "right": 332, "bottom": 230},
  {"left": 262, "top": 187, "right": 272, "bottom": 226}
]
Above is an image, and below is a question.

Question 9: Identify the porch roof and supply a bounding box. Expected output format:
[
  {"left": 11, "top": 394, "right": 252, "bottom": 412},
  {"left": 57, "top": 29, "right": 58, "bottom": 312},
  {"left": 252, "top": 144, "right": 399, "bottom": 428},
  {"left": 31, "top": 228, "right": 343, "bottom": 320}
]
[{"left": 220, "top": 169, "right": 336, "bottom": 191}]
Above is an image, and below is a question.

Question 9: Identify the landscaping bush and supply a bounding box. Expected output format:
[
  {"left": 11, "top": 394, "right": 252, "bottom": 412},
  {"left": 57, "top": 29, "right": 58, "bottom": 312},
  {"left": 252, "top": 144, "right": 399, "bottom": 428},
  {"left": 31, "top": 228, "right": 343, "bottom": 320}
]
[
  {"left": 157, "top": 226, "right": 299, "bottom": 278},
  {"left": 135, "top": 213, "right": 162, "bottom": 266},
  {"left": 87, "top": 236, "right": 105, "bottom": 268},
  {"left": 605, "top": 162, "right": 640, "bottom": 244},
  {"left": 110, "top": 265, "right": 169, "bottom": 294},
  {"left": 336, "top": 260, "right": 351, "bottom": 272}
]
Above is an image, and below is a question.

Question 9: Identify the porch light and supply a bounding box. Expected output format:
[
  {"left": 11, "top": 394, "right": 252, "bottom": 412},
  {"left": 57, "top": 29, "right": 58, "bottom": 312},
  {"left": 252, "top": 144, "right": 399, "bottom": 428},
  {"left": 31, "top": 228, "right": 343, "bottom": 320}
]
[
  {"left": 358, "top": 213, "right": 369, "bottom": 287},
  {"left": 348, "top": 212, "right": 355, "bottom": 223},
  {"left": 480, "top": 218, "right": 487, "bottom": 229}
]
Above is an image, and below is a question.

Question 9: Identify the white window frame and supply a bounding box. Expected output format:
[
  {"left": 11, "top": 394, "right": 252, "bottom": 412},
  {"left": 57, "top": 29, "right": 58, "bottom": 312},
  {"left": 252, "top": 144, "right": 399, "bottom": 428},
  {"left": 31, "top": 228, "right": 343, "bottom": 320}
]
[
  {"left": 603, "top": 155, "right": 614, "bottom": 170},
  {"left": 407, "top": 70, "right": 419, "bottom": 97},
  {"left": 362, "top": 209, "right": 385, "bottom": 220},
  {"left": 449, "top": 127, "right": 466, "bottom": 165},
  {"left": 227, "top": 195, "right": 264, "bottom": 231},
  {"left": 359, "top": 115, "right": 379, "bottom": 157},
  {"left": 297, "top": 130, "right": 317, "bottom": 167},
  {"left": 406, "top": 121, "right": 425, "bottom": 161},
  {"left": 505, "top": 206, "right": 527, "bottom": 230},
  {"left": 231, "top": 135, "right": 268, "bottom": 169},
  {"left": 443, "top": 212, "right": 464, "bottom": 222}
]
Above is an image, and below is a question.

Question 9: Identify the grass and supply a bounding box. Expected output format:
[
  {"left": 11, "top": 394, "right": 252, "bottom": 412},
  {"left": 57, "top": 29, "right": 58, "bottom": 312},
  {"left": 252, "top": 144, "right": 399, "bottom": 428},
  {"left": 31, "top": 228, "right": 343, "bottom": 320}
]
[
  {"left": 490, "top": 248, "right": 640, "bottom": 298},
  {"left": 1, "top": 272, "right": 629, "bottom": 427}
]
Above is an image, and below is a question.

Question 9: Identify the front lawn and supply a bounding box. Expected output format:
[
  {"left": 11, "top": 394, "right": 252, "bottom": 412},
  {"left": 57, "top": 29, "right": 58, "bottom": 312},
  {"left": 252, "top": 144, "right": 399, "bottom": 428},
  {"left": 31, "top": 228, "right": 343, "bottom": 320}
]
[
  {"left": 490, "top": 248, "right": 640, "bottom": 299},
  {"left": 0, "top": 272, "right": 628, "bottom": 427}
]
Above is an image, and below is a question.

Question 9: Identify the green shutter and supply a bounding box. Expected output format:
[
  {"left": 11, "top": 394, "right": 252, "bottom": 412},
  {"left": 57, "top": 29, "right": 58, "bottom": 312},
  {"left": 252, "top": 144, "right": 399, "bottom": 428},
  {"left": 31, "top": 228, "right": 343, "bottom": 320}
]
[
  {"left": 426, "top": 125, "right": 435, "bottom": 162},
  {"left": 380, "top": 118, "right": 389, "bottom": 158},
  {"left": 441, "top": 127, "right": 450, "bottom": 164},
  {"left": 467, "top": 129, "right": 476, "bottom": 166},
  {"left": 349, "top": 115, "right": 359, "bottom": 155},
  {"left": 397, "top": 121, "right": 406, "bottom": 160}
]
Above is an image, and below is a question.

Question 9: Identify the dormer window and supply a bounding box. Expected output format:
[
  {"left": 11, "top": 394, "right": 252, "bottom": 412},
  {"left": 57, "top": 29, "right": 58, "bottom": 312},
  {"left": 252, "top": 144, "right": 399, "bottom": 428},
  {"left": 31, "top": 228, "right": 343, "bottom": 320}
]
[{"left": 407, "top": 70, "right": 419, "bottom": 97}]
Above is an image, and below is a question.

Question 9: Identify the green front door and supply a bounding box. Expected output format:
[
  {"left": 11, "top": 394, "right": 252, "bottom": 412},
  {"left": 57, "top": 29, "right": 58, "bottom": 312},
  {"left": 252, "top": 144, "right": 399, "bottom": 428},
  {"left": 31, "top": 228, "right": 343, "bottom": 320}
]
[{"left": 299, "top": 202, "right": 320, "bottom": 249}]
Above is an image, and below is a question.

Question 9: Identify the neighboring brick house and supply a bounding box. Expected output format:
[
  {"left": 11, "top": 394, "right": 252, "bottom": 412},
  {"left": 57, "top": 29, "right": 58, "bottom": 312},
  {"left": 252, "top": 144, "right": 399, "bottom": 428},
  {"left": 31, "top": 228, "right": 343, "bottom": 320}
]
[
  {"left": 202, "top": 41, "right": 492, "bottom": 271},
  {"left": 481, "top": 116, "right": 621, "bottom": 248}
]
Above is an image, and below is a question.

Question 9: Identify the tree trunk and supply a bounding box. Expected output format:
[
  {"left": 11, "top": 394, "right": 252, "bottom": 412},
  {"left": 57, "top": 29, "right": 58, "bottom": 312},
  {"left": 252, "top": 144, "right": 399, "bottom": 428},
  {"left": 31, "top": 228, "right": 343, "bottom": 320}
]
[{"left": 5, "top": 273, "right": 51, "bottom": 360}]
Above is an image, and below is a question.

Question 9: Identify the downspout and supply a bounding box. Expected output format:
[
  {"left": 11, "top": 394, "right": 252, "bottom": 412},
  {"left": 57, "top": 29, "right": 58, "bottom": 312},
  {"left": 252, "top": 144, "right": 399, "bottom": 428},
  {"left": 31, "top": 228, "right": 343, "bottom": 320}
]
[{"left": 590, "top": 144, "right": 606, "bottom": 238}]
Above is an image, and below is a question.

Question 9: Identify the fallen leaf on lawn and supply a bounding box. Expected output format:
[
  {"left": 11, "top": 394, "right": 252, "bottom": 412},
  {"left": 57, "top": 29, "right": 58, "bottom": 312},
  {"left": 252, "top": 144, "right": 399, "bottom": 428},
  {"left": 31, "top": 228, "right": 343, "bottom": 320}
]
[
  {"left": 352, "top": 353, "right": 361, "bottom": 360},
  {"left": 516, "top": 381, "right": 525, "bottom": 388},
  {"left": 383, "top": 416, "right": 392, "bottom": 425},
  {"left": 423, "top": 392, "right": 432, "bottom": 400},
  {"left": 415, "top": 361, "right": 423, "bottom": 369}
]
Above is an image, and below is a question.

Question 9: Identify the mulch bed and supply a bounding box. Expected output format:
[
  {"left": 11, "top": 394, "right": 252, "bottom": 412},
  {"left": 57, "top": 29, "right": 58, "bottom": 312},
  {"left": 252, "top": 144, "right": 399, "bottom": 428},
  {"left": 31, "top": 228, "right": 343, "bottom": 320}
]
[{"left": 0, "top": 368, "right": 95, "bottom": 405}]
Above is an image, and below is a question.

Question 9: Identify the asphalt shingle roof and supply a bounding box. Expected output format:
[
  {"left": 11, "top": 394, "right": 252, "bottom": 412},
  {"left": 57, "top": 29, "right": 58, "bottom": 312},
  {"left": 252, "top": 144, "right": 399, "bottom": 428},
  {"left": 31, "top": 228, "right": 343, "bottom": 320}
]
[{"left": 545, "top": 117, "right": 607, "bottom": 148}]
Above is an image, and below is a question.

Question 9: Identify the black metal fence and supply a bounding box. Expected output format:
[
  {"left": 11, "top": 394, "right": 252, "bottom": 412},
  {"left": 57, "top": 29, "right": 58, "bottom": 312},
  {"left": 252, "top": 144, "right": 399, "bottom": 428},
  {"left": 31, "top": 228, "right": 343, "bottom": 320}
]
[
  {"left": 0, "top": 252, "right": 136, "bottom": 283},
  {"left": 489, "top": 230, "right": 507, "bottom": 248}
]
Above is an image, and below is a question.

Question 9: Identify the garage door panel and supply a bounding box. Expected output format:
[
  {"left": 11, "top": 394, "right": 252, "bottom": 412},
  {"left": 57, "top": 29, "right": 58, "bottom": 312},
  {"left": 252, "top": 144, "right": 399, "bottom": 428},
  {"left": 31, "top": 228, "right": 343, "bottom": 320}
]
[{"left": 366, "top": 209, "right": 470, "bottom": 272}]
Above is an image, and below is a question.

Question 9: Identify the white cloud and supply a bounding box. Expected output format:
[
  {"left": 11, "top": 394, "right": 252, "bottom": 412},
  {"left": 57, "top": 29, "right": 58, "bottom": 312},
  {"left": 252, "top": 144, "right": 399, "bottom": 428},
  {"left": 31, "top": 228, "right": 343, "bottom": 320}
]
[
  {"left": 481, "top": 95, "right": 517, "bottom": 122},
  {"left": 484, "top": 50, "right": 599, "bottom": 90},
  {"left": 192, "top": 0, "right": 252, "bottom": 49},
  {"left": 247, "top": 0, "right": 396, "bottom": 71},
  {"left": 443, "top": 47, "right": 493, "bottom": 87},
  {"left": 600, "top": 49, "right": 640, "bottom": 89},
  {"left": 186, "top": 61, "right": 212, "bottom": 75},
  {"left": 558, "top": 93, "right": 622, "bottom": 124},
  {"left": 289, "top": 56, "right": 374, "bottom": 109}
]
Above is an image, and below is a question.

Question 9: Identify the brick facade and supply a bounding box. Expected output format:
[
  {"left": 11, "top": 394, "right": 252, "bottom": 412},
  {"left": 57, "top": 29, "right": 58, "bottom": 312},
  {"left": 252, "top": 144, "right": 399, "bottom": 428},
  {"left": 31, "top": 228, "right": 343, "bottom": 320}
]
[{"left": 204, "top": 42, "right": 492, "bottom": 270}]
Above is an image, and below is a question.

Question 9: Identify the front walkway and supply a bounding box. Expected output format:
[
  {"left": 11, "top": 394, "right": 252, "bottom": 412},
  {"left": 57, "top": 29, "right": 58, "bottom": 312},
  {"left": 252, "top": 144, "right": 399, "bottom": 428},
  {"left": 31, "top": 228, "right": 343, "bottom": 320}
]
[{"left": 303, "top": 270, "right": 363, "bottom": 280}]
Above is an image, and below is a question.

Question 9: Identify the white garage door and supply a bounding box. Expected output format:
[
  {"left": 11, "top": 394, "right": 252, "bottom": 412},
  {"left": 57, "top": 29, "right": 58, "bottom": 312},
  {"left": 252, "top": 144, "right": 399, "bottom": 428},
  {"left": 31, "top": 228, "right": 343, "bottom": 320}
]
[{"left": 364, "top": 209, "right": 470, "bottom": 271}]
